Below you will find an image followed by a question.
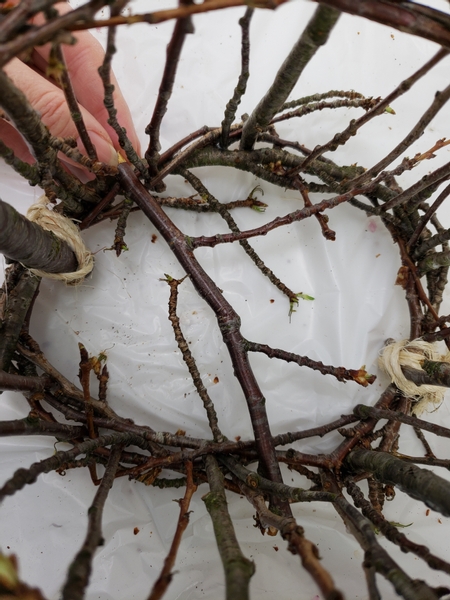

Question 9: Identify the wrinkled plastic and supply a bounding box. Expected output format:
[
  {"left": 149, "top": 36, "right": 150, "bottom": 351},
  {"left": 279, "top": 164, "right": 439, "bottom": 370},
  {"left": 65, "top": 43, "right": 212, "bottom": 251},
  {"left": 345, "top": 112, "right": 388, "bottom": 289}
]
[{"left": 1, "top": 1, "right": 450, "bottom": 598}]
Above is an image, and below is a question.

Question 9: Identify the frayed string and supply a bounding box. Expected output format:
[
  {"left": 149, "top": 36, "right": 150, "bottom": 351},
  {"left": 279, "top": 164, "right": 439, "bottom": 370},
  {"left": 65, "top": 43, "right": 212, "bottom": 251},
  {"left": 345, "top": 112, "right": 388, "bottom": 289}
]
[
  {"left": 379, "top": 339, "right": 450, "bottom": 415},
  {"left": 26, "top": 195, "right": 94, "bottom": 286}
]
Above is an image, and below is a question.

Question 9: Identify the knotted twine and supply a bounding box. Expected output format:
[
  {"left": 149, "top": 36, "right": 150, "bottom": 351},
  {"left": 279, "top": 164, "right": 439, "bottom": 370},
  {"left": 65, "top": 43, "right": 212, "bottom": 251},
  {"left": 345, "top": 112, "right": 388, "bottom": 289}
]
[
  {"left": 26, "top": 195, "right": 94, "bottom": 285},
  {"left": 379, "top": 339, "right": 450, "bottom": 415}
]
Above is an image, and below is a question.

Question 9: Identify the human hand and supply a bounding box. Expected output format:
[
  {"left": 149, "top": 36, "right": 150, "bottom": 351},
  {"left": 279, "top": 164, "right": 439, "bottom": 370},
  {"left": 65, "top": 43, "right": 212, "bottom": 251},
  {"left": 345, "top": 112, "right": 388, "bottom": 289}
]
[{"left": 0, "top": 2, "right": 141, "bottom": 167}]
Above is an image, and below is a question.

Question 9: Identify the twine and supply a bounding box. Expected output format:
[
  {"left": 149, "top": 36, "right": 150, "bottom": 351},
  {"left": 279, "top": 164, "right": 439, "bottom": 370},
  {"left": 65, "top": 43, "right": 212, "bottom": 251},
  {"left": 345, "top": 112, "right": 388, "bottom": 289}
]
[
  {"left": 379, "top": 339, "right": 450, "bottom": 415},
  {"left": 26, "top": 195, "right": 94, "bottom": 285}
]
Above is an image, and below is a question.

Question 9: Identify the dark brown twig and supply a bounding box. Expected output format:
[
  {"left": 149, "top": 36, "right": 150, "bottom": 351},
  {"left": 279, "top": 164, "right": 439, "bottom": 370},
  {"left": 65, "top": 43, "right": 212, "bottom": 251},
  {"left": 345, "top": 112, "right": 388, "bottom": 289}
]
[
  {"left": 147, "top": 461, "right": 197, "bottom": 600},
  {"left": 145, "top": 0, "right": 194, "bottom": 180},
  {"left": 220, "top": 7, "right": 253, "bottom": 148}
]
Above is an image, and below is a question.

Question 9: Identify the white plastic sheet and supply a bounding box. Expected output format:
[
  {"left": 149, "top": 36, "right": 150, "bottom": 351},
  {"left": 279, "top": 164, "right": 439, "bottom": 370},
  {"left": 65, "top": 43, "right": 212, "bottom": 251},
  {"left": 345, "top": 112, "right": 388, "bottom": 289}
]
[{"left": 1, "top": 1, "right": 450, "bottom": 598}]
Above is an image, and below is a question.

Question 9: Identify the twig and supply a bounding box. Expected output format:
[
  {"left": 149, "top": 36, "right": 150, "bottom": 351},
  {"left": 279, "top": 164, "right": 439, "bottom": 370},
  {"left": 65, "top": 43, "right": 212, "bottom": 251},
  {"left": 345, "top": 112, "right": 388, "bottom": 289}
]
[
  {"left": 112, "top": 197, "right": 133, "bottom": 256},
  {"left": 220, "top": 7, "right": 253, "bottom": 148},
  {"left": 409, "top": 183, "right": 450, "bottom": 252},
  {"left": 333, "top": 490, "right": 440, "bottom": 600},
  {"left": 292, "top": 176, "right": 336, "bottom": 240},
  {"left": 190, "top": 185, "right": 370, "bottom": 249},
  {"left": 67, "top": 0, "right": 288, "bottom": 33},
  {"left": 147, "top": 461, "right": 197, "bottom": 600},
  {"left": 145, "top": 0, "right": 193, "bottom": 179},
  {"left": 61, "top": 444, "right": 123, "bottom": 600},
  {"left": 179, "top": 167, "right": 300, "bottom": 307},
  {"left": 239, "top": 481, "right": 344, "bottom": 599},
  {"left": 78, "top": 343, "right": 97, "bottom": 440},
  {"left": 290, "top": 47, "right": 448, "bottom": 175},
  {"left": 348, "top": 82, "right": 450, "bottom": 193},
  {"left": 79, "top": 182, "right": 120, "bottom": 230},
  {"left": 245, "top": 339, "right": 375, "bottom": 386},
  {"left": 0, "top": 432, "right": 146, "bottom": 502},
  {"left": 164, "top": 275, "right": 224, "bottom": 442},
  {"left": 98, "top": 23, "right": 147, "bottom": 174},
  {"left": 346, "top": 480, "right": 450, "bottom": 576},
  {"left": 220, "top": 455, "right": 336, "bottom": 503},
  {"left": 50, "top": 44, "right": 97, "bottom": 160},
  {"left": 354, "top": 404, "right": 450, "bottom": 441}
]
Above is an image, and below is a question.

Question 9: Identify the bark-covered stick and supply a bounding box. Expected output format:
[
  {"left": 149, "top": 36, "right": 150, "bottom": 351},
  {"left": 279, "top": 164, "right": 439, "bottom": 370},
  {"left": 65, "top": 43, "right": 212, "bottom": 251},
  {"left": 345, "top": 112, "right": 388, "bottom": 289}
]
[
  {"left": 239, "top": 5, "right": 340, "bottom": 150},
  {"left": 0, "top": 199, "right": 78, "bottom": 273},
  {"left": 203, "top": 455, "right": 255, "bottom": 600},
  {"left": 345, "top": 448, "right": 450, "bottom": 517}
]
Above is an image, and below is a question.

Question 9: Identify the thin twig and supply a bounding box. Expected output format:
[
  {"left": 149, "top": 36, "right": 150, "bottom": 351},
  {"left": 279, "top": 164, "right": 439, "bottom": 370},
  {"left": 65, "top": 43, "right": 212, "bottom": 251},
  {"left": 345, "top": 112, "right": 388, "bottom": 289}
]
[
  {"left": 220, "top": 7, "right": 253, "bottom": 148},
  {"left": 164, "top": 275, "right": 224, "bottom": 442},
  {"left": 147, "top": 461, "right": 197, "bottom": 600},
  {"left": 61, "top": 444, "right": 123, "bottom": 600},
  {"left": 145, "top": 0, "right": 193, "bottom": 179}
]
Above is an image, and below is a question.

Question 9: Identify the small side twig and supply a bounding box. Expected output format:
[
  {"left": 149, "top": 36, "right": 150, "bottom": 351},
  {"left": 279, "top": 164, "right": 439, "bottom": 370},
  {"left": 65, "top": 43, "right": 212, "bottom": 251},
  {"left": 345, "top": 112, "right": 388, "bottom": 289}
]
[
  {"left": 147, "top": 461, "right": 197, "bottom": 600},
  {"left": 245, "top": 339, "right": 375, "bottom": 386},
  {"left": 163, "top": 274, "right": 224, "bottom": 442}
]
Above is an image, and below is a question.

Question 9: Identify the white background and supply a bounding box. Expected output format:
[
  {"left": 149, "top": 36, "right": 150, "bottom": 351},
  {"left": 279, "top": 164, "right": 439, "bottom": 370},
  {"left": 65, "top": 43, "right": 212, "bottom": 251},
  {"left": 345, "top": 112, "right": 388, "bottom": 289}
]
[{"left": 1, "top": 1, "right": 450, "bottom": 598}]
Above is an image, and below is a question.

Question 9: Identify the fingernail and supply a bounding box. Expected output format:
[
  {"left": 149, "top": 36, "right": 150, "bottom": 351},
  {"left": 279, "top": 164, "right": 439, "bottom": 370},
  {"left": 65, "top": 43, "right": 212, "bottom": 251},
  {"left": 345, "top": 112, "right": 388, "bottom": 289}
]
[{"left": 79, "top": 132, "right": 118, "bottom": 166}]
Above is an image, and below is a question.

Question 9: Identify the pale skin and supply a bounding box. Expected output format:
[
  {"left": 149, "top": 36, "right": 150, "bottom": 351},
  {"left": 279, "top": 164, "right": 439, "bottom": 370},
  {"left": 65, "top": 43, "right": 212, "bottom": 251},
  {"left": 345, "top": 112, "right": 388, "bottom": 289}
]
[{"left": 0, "top": 2, "right": 141, "bottom": 166}]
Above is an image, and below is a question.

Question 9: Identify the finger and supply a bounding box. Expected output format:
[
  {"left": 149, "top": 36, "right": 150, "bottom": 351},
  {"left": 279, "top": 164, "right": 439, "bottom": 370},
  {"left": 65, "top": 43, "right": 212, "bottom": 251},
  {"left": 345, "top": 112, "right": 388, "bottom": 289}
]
[
  {"left": 0, "top": 117, "right": 34, "bottom": 163},
  {"left": 4, "top": 58, "right": 119, "bottom": 165},
  {"left": 32, "top": 4, "right": 141, "bottom": 156}
]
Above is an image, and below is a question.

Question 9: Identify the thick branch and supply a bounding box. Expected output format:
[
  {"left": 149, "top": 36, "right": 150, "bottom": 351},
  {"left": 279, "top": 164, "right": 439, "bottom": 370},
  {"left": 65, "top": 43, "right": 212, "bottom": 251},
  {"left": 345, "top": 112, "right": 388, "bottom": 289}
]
[
  {"left": 240, "top": 4, "right": 341, "bottom": 150},
  {"left": 117, "top": 162, "right": 289, "bottom": 504},
  {"left": 345, "top": 448, "right": 450, "bottom": 517},
  {"left": 0, "top": 370, "right": 47, "bottom": 393},
  {"left": 315, "top": 0, "right": 450, "bottom": 50},
  {"left": 0, "top": 417, "right": 84, "bottom": 440},
  {"left": 0, "top": 265, "right": 40, "bottom": 372},
  {"left": 203, "top": 455, "right": 255, "bottom": 600},
  {"left": 0, "top": 199, "right": 78, "bottom": 273}
]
